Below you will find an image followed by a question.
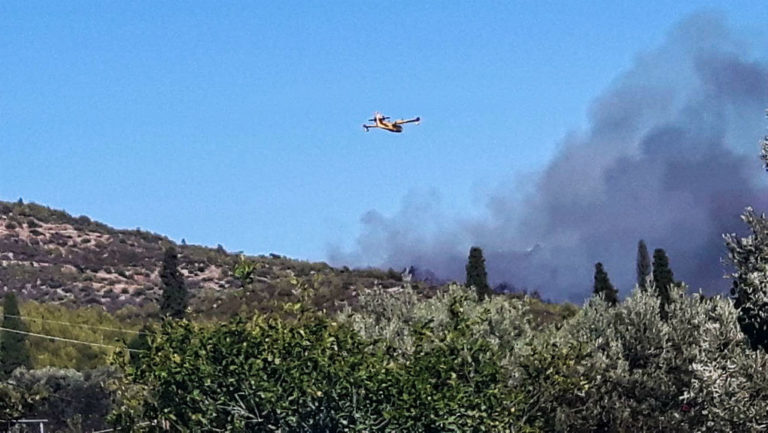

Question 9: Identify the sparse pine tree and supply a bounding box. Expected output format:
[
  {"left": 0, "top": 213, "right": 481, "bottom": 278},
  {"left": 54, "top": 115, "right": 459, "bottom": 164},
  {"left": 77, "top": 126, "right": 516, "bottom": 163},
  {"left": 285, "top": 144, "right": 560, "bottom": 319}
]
[
  {"left": 636, "top": 240, "right": 651, "bottom": 290},
  {"left": 465, "top": 246, "right": 492, "bottom": 301},
  {"left": 652, "top": 248, "right": 675, "bottom": 319},
  {"left": 0, "top": 293, "right": 31, "bottom": 378},
  {"left": 160, "top": 246, "right": 187, "bottom": 319},
  {"left": 593, "top": 262, "right": 618, "bottom": 306}
]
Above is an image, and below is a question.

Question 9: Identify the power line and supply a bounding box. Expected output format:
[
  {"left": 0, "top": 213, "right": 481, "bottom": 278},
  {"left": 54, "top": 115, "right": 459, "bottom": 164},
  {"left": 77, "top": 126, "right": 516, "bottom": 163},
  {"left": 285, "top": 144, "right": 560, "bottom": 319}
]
[
  {"left": 92, "top": 421, "right": 153, "bottom": 433},
  {"left": 0, "top": 326, "right": 145, "bottom": 352},
  {"left": 3, "top": 314, "right": 147, "bottom": 335}
]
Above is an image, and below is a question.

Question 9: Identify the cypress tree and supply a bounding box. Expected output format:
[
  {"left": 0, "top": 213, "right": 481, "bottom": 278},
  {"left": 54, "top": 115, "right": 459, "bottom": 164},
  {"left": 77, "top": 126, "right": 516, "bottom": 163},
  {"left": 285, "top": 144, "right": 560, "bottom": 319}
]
[
  {"left": 593, "top": 262, "right": 618, "bottom": 306},
  {"left": 465, "top": 246, "right": 492, "bottom": 301},
  {"left": 160, "top": 246, "right": 187, "bottom": 319},
  {"left": 652, "top": 248, "right": 675, "bottom": 319},
  {"left": 636, "top": 240, "right": 651, "bottom": 290},
  {"left": 0, "top": 293, "right": 31, "bottom": 378}
]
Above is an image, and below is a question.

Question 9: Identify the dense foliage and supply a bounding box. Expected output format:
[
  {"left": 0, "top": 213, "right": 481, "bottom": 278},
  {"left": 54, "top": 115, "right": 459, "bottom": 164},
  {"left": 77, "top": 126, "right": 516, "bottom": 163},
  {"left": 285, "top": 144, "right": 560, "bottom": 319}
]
[
  {"left": 0, "top": 293, "right": 31, "bottom": 378},
  {"left": 0, "top": 380, "right": 37, "bottom": 421},
  {"left": 101, "top": 278, "right": 768, "bottom": 431},
  {"left": 722, "top": 133, "right": 768, "bottom": 352},
  {"left": 0, "top": 300, "right": 144, "bottom": 370},
  {"left": 347, "top": 284, "right": 768, "bottom": 431},
  {"left": 110, "top": 297, "right": 527, "bottom": 432},
  {"left": 9, "top": 367, "right": 117, "bottom": 432},
  {"left": 724, "top": 207, "right": 768, "bottom": 351}
]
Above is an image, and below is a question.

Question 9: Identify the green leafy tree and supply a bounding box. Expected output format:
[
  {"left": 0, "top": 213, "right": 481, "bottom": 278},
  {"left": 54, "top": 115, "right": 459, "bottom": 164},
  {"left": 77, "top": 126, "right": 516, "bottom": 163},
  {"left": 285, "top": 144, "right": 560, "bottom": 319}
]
[
  {"left": 652, "top": 248, "right": 675, "bottom": 319},
  {"left": 466, "top": 246, "right": 492, "bottom": 301},
  {"left": 636, "top": 240, "right": 651, "bottom": 290},
  {"left": 0, "top": 292, "right": 31, "bottom": 378},
  {"left": 593, "top": 262, "right": 618, "bottom": 306},
  {"left": 110, "top": 296, "right": 526, "bottom": 432},
  {"left": 159, "top": 246, "right": 187, "bottom": 319}
]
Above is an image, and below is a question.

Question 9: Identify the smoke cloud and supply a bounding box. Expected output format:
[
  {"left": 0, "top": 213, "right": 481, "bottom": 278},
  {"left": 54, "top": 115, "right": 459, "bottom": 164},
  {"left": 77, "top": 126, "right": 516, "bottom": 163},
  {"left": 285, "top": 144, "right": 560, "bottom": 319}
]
[{"left": 331, "top": 14, "right": 768, "bottom": 301}]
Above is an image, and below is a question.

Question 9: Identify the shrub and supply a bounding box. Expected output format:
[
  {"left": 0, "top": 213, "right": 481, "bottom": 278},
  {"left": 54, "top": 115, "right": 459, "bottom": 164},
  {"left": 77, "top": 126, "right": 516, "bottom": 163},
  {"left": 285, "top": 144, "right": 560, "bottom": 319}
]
[
  {"left": 340, "top": 284, "right": 531, "bottom": 359},
  {"left": 10, "top": 367, "right": 116, "bottom": 432},
  {"left": 521, "top": 285, "right": 760, "bottom": 431},
  {"left": 111, "top": 299, "right": 529, "bottom": 432}
]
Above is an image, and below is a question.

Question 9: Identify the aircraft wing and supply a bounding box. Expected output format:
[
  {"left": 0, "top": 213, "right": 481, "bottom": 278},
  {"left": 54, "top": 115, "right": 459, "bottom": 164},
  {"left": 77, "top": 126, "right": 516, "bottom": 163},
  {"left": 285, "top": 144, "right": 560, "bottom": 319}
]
[{"left": 394, "top": 117, "right": 420, "bottom": 125}]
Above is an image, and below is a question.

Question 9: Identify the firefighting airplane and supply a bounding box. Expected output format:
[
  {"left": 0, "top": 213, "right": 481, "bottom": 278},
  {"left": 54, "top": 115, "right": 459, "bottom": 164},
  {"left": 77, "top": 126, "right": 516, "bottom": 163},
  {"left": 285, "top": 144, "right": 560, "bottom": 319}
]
[{"left": 363, "top": 112, "right": 421, "bottom": 133}]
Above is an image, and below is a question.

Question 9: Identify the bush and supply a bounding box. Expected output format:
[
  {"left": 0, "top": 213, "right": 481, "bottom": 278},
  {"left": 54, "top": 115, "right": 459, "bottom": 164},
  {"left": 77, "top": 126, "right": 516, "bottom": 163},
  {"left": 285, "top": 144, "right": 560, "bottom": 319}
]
[
  {"left": 341, "top": 282, "right": 768, "bottom": 431},
  {"left": 0, "top": 380, "right": 40, "bottom": 421},
  {"left": 517, "top": 285, "right": 762, "bottom": 432},
  {"left": 111, "top": 300, "right": 529, "bottom": 432},
  {"left": 340, "top": 284, "right": 531, "bottom": 359},
  {"left": 10, "top": 367, "right": 116, "bottom": 432}
]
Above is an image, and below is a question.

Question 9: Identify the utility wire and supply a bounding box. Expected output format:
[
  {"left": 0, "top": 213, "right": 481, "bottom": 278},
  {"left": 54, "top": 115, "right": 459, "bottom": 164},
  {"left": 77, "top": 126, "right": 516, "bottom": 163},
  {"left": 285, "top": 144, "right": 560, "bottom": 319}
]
[
  {"left": 92, "top": 421, "right": 153, "bottom": 433},
  {"left": 0, "top": 326, "right": 145, "bottom": 352},
  {"left": 3, "top": 314, "right": 148, "bottom": 335}
]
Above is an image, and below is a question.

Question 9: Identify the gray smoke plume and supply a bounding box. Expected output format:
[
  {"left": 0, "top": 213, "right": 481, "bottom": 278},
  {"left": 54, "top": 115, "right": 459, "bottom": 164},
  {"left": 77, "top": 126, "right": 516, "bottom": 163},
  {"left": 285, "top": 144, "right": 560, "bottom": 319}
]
[{"left": 330, "top": 14, "right": 768, "bottom": 301}]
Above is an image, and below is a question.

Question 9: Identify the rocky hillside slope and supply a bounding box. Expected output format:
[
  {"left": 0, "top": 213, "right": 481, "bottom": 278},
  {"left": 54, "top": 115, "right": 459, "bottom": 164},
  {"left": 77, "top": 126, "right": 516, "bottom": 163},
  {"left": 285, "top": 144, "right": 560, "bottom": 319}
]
[{"left": 0, "top": 200, "right": 419, "bottom": 317}]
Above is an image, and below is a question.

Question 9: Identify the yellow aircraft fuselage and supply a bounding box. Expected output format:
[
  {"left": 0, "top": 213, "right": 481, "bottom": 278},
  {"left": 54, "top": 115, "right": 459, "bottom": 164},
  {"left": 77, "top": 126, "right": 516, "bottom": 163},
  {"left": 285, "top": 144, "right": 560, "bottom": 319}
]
[{"left": 363, "top": 112, "right": 420, "bottom": 133}]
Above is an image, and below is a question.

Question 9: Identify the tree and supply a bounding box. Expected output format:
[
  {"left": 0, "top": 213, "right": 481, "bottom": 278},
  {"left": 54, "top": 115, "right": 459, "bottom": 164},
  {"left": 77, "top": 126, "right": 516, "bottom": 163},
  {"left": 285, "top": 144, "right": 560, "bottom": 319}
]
[
  {"left": 0, "top": 292, "right": 31, "bottom": 378},
  {"left": 127, "top": 325, "right": 153, "bottom": 370},
  {"left": 636, "top": 240, "right": 651, "bottom": 290},
  {"left": 652, "top": 248, "right": 674, "bottom": 319},
  {"left": 726, "top": 208, "right": 768, "bottom": 351},
  {"left": 465, "top": 246, "right": 492, "bottom": 301},
  {"left": 159, "top": 246, "right": 187, "bottom": 319},
  {"left": 724, "top": 125, "right": 768, "bottom": 350},
  {"left": 110, "top": 292, "right": 525, "bottom": 432},
  {"left": 593, "top": 262, "right": 618, "bottom": 306}
]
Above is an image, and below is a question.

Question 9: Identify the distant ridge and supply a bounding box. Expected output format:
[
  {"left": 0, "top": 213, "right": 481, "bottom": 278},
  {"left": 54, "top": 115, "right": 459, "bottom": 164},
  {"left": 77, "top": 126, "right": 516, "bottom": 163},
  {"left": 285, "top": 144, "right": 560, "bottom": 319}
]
[{"left": 0, "top": 200, "right": 420, "bottom": 318}]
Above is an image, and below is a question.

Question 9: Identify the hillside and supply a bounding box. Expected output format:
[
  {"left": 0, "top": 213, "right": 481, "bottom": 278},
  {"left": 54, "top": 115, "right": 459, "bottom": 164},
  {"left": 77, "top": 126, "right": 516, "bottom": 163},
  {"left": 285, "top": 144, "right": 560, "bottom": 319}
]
[{"left": 0, "top": 200, "right": 424, "bottom": 318}]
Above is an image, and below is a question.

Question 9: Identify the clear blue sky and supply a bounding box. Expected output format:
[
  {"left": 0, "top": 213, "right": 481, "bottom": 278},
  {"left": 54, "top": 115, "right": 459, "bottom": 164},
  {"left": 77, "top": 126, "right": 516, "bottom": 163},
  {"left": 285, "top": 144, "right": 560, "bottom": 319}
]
[{"left": 1, "top": 1, "right": 766, "bottom": 263}]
